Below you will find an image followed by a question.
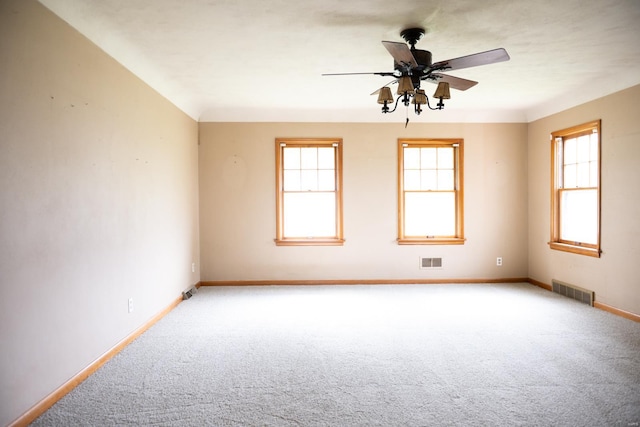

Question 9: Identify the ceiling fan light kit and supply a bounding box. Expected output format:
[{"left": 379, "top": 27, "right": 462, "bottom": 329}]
[
  {"left": 397, "top": 76, "right": 415, "bottom": 96},
  {"left": 411, "top": 89, "right": 428, "bottom": 115},
  {"left": 433, "top": 81, "right": 451, "bottom": 110},
  {"left": 377, "top": 80, "right": 450, "bottom": 115},
  {"left": 412, "top": 89, "right": 427, "bottom": 105},
  {"left": 433, "top": 82, "right": 451, "bottom": 100},
  {"left": 377, "top": 87, "right": 393, "bottom": 103},
  {"left": 323, "top": 27, "right": 510, "bottom": 121}
]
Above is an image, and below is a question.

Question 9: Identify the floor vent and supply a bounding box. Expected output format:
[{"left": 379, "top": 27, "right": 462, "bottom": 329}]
[
  {"left": 551, "top": 279, "right": 594, "bottom": 306},
  {"left": 420, "top": 257, "right": 442, "bottom": 269}
]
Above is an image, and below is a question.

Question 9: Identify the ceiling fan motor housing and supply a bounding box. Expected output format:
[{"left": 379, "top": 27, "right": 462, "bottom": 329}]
[
  {"left": 411, "top": 49, "right": 432, "bottom": 68},
  {"left": 394, "top": 49, "right": 432, "bottom": 89},
  {"left": 395, "top": 28, "right": 432, "bottom": 75}
]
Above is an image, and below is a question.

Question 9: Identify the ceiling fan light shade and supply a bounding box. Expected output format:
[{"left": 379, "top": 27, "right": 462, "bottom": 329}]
[
  {"left": 377, "top": 87, "right": 394, "bottom": 104},
  {"left": 397, "top": 76, "right": 414, "bottom": 95},
  {"left": 412, "top": 89, "right": 427, "bottom": 105},
  {"left": 433, "top": 82, "right": 451, "bottom": 99}
]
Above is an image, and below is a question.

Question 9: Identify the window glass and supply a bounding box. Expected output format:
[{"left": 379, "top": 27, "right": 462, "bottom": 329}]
[
  {"left": 404, "top": 147, "right": 421, "bottom": 169},
  {"left": 420, "top": 170, "right": 438, "bottom": 190},
  {"left": 283, "top": 192, "right": 336, "bottom": 237},
  {"left": 405, "top": 192, "right": 456, "bottom": 236},
  {"left": 317, "top": 147, "right": 335, "bottom": 169},
  {"left": 300, "top": 147, "right": 317, "bottom": 169},
  {"left": 560, "top": 189, "right": 598, "bottom": 244},
  {"left": 283, "top": 147, "right": 300, "bottom": 169},
  {"left": 283, "top": 170, "right": 300, "bottom": 191}
]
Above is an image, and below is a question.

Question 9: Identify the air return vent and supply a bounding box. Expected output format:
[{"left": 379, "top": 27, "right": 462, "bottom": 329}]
[
  {"left": 551, "top": 279, "right": 594, "bottom": 306},
  {"left": 420, "top": 257, "right": 442, "bottom": 269}
]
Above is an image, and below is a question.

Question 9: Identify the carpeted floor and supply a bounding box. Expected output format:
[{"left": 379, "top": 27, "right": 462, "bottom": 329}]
[{"left": 33, "top": 283, "right": 640, "bottom": 426}]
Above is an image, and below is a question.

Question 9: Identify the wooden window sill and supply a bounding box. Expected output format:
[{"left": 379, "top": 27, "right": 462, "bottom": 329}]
[
  {"left": 275, "top": 238, "right": 345, "bottom": 246},
  {"left": 548, "top": 242, "right": 600, "bottom": 258},
  {"left": 397, "top": 238, "right": 466, "bottom": 245}
]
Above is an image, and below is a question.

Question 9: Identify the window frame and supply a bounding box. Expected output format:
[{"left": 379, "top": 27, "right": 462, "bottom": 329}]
[
  {"left": 397, "top": 138, "right": 465, "bottom": 245},
  {"left": 549, "top": 120, "right": 601, "bottom": 257},
  {"left": 275, "top": 138, "right": 344, "bottom": 246}
]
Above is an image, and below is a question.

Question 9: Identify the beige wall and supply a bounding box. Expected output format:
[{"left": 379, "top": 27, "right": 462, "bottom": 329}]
[
  {"left": 199, "top": 122, "right": 529, "bottom": 282},
  {"left": 0, "top": 1, "right": 200, "bottom": 425},
  {"left": 528, "top": 84, "right": 640, "bottom": 315}
]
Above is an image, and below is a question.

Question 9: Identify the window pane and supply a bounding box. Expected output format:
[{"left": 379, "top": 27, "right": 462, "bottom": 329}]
[
  {"left": 317, "top": 170, "right": 335, "bottom": 191},
  {"left": 420, "top": 148, "right": 437, "bottom": 169},
  {"left": 404, "top": 147, "right": 420, "bottom": 169},
  {"left": 564, "top": 138, "right": 576, "bottom": 165},
  {"left": 317, "top": 147, "right": 335, "bottom": 169},
  {"left": 576, "top": 163, "right": 590, "bottom": 188},
  {"left": 284, "top": 192, "right": 335, "bottom": 237},
  {"left": 564, "top": 164, "right": 576, "bottom": 188},
  {"left": 560, "top": 189, "right": 597, "bottom": 245},
  {"left": 283, "top": 170, "right": 300, "bottom": 191},
  {"left": 576, "top": 135, "right": 590, "bottom": 163},
  {"left": 283, "top": 147, "right": 300, "bottom": 169},
  {"left": 300, "top": 170, "right": 317, "bottom": 191},
  {"left": 438, "top": 170, "right": 454, "bottom": 190},
  {"left": 405, "top": 192, "right": 455, "bottom": 236},
  {"left": 404, "top": 170, "right": 421, "bottom": 191},
  {"left": 437, "top": 147, "right": 454, "bottom": 169},
  {"left": 420, "top": 170, "right": 438, "bottom": 190},
  {"left": 300, "top": 147, "right": 317, "bottom": 169}
]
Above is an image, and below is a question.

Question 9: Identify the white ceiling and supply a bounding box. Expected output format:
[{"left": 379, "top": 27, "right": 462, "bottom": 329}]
[{"left": 39, "top": 0, "right": 640, "bottom": 123}]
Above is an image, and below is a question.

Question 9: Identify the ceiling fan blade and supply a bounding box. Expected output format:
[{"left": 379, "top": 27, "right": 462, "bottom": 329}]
[
  {"left": 370, "top": 79, "right": 399, "bottom": 96},
  {"left": 430, "top": 48, "right": 510, "bottom": 72},
  {"left": 428, "top": 73, "right": 478, "bottom": 91},
  {"left": 382, "top": 41, "right": 418, "bottom": 69},
  {"left": 322, "top": 71, "right": 397, "bottom": 77}
]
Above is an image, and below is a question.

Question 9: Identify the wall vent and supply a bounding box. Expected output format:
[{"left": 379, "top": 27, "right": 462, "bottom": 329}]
[
  {"left": 420, "top": 257, "right": 443, "bottom": 269},
  {"left": 182, "top": 286, "right": 198, "bottom": 300},
  {"left": 551, "top": 279, "right": 594, "bottom": 306}
]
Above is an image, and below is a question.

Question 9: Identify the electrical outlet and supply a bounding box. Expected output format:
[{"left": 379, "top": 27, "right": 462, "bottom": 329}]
[
  {"left": 128, "top": 298, "right": 134, "bottom": 313},
  {"left": 191, "top": 262, "right": 195, "bottom": 273},
  {"left": 496, "top": 257, "right": 503, "bottom": 266}
]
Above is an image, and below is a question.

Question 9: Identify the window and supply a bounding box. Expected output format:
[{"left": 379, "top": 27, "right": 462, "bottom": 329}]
[
  {"left": 550, "top": 120, "right": 601, "bottom": 257},
  {"left": 398, "top": 139, "right": 464, "bottom": 244},
  {"left": 275, "top": 138, "right": 344, "bottom": 246}
]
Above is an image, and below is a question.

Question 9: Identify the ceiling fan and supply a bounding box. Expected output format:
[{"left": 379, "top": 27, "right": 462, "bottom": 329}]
[{"left": 323, "top": 27, "right": 510, "bottom": 119}]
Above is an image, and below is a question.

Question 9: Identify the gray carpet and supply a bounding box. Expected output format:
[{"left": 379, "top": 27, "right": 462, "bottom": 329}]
[{"left": 33, "top": 283, "right": 640, "bottom": 426}]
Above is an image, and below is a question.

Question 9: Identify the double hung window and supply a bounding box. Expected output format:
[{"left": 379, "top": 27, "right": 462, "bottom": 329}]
[
  {"left": 398, "top": 139, "right": 464, "bottom": 244},
  {"left": 275, "top": 139, "right": 344, "bottom": 246},
  {"left": 550, "top": 120, "right": 601, "bottom": 257}
]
